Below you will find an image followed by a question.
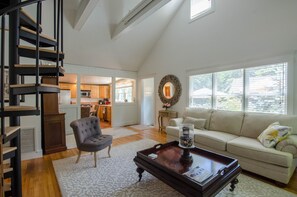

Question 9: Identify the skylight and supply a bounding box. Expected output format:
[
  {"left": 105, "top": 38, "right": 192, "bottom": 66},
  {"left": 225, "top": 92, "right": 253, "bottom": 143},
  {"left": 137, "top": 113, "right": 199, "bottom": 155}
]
[{"left": 190, "top": 0, "right": 214, "bottom": 21}]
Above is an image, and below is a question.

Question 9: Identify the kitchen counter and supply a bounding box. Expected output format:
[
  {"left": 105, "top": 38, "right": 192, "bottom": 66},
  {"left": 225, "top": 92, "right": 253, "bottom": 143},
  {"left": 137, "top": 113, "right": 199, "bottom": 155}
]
[
  {"left": 97, "top": 105, "right": 112, "bottom": 123},
  {"left": 98, "top": 104, "right": 112, "bottom": 107}
]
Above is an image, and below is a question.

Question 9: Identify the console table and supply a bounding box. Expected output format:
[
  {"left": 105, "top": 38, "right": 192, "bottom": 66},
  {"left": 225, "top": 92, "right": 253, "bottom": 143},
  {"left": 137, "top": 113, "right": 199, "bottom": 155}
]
[{"left": 158, "top": 110, "right": 178, "bottom": 132}]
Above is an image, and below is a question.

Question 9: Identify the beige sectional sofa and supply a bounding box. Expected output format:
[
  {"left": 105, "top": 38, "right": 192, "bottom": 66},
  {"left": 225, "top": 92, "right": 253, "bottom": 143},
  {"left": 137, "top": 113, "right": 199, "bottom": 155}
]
[{"left": 166, "top": 108, "right": 297, "bottom": 184}]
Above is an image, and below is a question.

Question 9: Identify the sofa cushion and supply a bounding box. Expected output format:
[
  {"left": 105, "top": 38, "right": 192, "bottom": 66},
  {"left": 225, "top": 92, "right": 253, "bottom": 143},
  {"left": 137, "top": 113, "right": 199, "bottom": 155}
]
[
  {"left": 227, "top": 137, "right": 293, "bottom": 167},
  {"left": 166, "top": 126, "right": 180, "bottom": 138},
  {"left": 194, "top": 130, "right": 239, "bottom": 151},
  {"left": 183, "top": 108, "right": 213, "bottom": 130},
  {"left": 257, "top": 122, "right": 292, "bottom": 148},
  {"left": 240, "top": 112, "right": 297, "bottom": 138},
  {"left": 166, "top": 126, "right": 202, "bottom": 138},
  {"left": 183, "top": 117, "right": 206, "bottom": 130},
  {"left": 209, "top": 110, "right": 244, "bottom": 135}
]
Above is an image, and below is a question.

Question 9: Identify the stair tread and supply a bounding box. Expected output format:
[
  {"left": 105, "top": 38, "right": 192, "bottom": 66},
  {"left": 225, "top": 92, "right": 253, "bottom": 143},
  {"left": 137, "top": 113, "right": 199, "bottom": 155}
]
[
  {"left": 2, "top": 147, "right": 17, "bottom": 155},
  {"left": 4, "top": 183, "right": 11, "bottom": 192},
  {"left": 20, "top": 27, "right": 56, "bottom": 42},
  {"left": 18, "top": 45, "right": 63, "bottom": 54},
  {"left": 3, "top": 126, "right": 20, "bottom": 137},
  {"left": 10, "top": 83, "right": 59, "bottom": 88},
  {"left": 4, "top": 106, "right": 37, "bottom": 112},
  {"left": 3, "top": 167, "right": 13, "bottom": 174},
  {"left": 15, "top": 64, "right": 63, "bottom": 69},
  {"left": 14, "top": 64, "right": 65, "bottom": 76}
]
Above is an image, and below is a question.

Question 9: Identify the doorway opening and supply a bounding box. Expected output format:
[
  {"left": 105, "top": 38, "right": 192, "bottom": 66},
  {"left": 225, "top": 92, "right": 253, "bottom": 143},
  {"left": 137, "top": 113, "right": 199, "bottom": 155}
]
[{"left": 141, "top": 77, "right": 155, "bottom": 126}]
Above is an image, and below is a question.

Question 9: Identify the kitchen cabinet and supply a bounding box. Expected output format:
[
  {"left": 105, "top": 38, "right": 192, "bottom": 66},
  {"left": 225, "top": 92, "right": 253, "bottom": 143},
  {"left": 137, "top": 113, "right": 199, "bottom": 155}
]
[
  {"left": 81, "top": 84, "right": 91, "bottom": 91},
  {"left": 107, "top": 106, "right": 111, "bottom": 122},
  {"left": 90, "top": 85, "right": 100, "bottom": 98},
  {"left": 97, "top": 105, "right": 111, "bottom": 123},
  {"left": 59, "top": 83, "right": 77, "bottom": 98},
  {"left": 98, "top": 106, "right": 103, "bottom": 120},
  {"left": 99, "top": 85, "right": 110, "bottom": 98},
  {"left": 59, "top": 83, "right": 70, "bottom": 90},
  {"left": 69, "top": 84, "right": 77, "bottom": 98}
]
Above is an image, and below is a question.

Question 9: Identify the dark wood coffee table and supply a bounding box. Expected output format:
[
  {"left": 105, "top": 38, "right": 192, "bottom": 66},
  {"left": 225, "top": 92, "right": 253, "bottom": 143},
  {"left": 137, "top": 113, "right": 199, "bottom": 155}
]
[{"left": 133, "top": 141, "right": 241, "bottom": 197}]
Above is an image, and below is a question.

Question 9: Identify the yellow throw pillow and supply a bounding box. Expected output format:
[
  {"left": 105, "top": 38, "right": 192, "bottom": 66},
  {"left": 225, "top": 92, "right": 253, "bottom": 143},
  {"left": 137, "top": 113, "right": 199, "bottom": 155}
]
[{"left": 257, "top": 122, "right": 292, "bottom": 148}]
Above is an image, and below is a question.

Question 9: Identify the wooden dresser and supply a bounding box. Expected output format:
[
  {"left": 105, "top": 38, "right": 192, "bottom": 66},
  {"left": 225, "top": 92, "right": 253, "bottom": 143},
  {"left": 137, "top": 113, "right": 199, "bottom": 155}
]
[
  {"left": 41, "top": 77, "right": 67, "bottom": 154},
  {"left": 158, "top": 110, "right": 178, "bottom": 132}
]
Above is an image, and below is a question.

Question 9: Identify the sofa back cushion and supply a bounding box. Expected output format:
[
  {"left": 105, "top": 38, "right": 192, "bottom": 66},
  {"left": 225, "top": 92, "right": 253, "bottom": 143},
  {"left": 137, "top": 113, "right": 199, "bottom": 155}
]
[
  {"left": 240, "top": 112, "right": 297, "bottom": 138},
  {"left": 183, "top": 108, "right": 213, "bottom": 130},
  {"left": 209, "top": 110, "right": 244, "bottom": 135},
  {"left": 183, "top": 117, "right": 206, "bottom": 129}
]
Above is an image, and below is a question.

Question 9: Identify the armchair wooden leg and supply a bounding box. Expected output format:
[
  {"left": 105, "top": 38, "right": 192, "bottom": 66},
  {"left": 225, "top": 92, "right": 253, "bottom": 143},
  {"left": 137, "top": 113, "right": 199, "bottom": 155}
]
[
  {"left": 76, "top": 150, "right": 81, "bottom": 164},
  {"left": 108, "top": 145, "right": 111, "bottom": 158},
  {"left": 94, "top": 152, "right": 97, "bottom": 168}
]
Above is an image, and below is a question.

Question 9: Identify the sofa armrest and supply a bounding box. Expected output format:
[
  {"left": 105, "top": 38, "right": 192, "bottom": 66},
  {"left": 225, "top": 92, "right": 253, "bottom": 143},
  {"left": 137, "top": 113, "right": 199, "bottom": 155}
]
[
  {"left": 276, "top": 135, "right": 297, "bottom": 158},
  {"left": 168, "top": 118, "right": 183, "bottom": 126}
]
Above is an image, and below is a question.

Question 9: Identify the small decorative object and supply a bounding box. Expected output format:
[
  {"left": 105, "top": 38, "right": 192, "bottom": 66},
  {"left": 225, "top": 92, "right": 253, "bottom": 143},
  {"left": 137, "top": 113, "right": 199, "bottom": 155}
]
[
  {"left": 179, "top": 124, "right": 195, "bottom": 163},
  {"left": 179, "top": 124, "right": 194, "bottom": 148},
  {"left": 162, "top": 103, "right": 171, "bottom": 110}
]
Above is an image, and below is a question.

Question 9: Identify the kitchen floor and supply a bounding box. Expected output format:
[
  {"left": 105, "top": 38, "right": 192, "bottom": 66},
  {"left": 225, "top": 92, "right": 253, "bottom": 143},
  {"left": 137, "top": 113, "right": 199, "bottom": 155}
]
[{"left": 100, "top": 120, "right": 111, "bottom": 129}]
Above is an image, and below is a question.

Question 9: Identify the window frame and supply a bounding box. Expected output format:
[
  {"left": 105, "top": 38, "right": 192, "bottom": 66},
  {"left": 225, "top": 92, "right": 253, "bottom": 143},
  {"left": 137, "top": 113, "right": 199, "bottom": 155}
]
[
  {"left": 187, "top": 56, "right": 294, "bottom": 114},
  {"left": 190, "top": 0, "right": 215, "bottom": 22},
  {"left": 115, "top": 78, "right": 136, "bottom": 103}
]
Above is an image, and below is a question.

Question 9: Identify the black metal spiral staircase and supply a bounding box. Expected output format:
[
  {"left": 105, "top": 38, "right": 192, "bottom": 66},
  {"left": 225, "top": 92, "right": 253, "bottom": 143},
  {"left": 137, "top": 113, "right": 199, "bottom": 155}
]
[{"left": 0, "top": 0, "right": 64, "bottom": 196}]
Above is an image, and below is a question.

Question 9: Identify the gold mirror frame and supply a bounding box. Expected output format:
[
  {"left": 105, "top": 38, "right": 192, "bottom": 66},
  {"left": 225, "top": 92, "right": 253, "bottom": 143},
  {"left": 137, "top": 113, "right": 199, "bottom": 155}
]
[{"left": 158, "top": 74, "right": 182, "bottom": 107}]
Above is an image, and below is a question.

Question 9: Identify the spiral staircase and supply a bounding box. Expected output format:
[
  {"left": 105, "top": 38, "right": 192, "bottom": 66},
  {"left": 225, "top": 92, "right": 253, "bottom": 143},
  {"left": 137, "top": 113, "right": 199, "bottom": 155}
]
[{"left": 0, "top": 0, "right": 64, "bottom": 196}]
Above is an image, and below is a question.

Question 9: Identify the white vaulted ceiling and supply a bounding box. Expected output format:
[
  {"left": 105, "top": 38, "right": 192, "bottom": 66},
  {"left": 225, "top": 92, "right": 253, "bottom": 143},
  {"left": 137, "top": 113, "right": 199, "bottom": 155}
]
[{"left": 62, "top": 0, "right": 184, "bottom": 71}]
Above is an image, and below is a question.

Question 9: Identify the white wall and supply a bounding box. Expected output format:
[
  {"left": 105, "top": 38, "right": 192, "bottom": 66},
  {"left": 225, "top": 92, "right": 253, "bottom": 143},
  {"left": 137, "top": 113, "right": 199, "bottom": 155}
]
[
  {"left": 61, "top": 0, "right": 182, "bottom": 71},
  {"left": 19, "top": 63, "right": 137, "bottom": 159},
  {"left": 64, "top": 63, "right": 138, "bottom": 127},
  {"left": 138, "top": 0, "right": 297, "bottom": 124}
]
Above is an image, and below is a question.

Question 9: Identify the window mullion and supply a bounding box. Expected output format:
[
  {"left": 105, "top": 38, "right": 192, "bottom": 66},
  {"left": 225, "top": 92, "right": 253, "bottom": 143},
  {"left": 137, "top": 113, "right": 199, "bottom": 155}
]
[
  {"left": 212, "top": 73, "right": 215, "bottom": 109},
  {"left": 243, "top": 68, "right": 246, "bottom": 112}
]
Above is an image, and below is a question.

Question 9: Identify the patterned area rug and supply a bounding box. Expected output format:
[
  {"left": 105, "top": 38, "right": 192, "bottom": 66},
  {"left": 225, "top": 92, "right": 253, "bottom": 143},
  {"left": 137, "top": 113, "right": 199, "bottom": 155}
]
[
  {"left": 53, "top": 139, "right": 296, "bottom": 197},
  {"left": 66, "top": 127, "right": 138, "bottom": 149}
]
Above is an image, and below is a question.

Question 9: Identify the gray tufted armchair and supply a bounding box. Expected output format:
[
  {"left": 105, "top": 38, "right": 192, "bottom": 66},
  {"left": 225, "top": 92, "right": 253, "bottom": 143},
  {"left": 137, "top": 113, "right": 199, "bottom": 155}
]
[{"left": 70, "top": 116, "right": 113, "bottom": 167}]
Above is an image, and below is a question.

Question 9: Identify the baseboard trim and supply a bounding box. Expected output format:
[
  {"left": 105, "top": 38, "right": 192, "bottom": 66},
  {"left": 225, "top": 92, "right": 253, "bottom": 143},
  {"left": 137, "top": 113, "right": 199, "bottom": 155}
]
[{"left": 21, "top": 149, "right": 43, "bottom": 161}]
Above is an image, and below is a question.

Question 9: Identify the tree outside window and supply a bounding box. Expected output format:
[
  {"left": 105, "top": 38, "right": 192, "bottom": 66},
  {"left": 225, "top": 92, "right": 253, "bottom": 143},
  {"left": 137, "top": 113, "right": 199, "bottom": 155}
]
[{"left": 189, "top": 63, "right": 288, "bottom": 114}]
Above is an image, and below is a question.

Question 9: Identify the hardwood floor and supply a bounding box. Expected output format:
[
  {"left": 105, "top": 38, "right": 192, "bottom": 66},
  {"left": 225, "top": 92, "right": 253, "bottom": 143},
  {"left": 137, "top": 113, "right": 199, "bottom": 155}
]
[
  {"left": 21, "top": 127, "right": 297, "bottom": 197},
  {"left": 100, "top": 120, "right": 111, "bottom": 129}
]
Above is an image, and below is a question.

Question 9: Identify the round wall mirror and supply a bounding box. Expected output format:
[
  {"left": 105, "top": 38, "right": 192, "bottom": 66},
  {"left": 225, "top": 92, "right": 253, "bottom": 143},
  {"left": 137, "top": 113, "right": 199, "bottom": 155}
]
[
  {"left": 163, "top": 82, "right": 175, "bottom": 99},
  {"left": 158, "top": 75, "right": 182, "bottom": 107}
]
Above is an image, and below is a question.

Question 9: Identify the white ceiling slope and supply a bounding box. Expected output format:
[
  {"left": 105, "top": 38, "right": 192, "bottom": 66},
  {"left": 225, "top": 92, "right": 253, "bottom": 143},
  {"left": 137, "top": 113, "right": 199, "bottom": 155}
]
[
  {"left": 74, "top": 0, "right": 100, "bottom": 30},
  {"left": 62, "top": 0, "right": 184, "bottom": 71}
]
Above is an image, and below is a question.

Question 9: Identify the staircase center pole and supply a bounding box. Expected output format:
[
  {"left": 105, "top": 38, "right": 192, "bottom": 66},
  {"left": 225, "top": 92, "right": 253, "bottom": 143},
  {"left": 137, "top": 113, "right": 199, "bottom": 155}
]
[{"left": 9, "top": 0, "right": 22, "bottom": 196}]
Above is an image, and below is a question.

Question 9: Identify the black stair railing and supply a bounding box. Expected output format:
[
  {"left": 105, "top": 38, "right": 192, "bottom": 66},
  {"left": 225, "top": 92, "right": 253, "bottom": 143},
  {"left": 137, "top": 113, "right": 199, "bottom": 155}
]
[
  {"left": 55, "top": 0, "right": 64, "bottom": 85},
  {"left": 0, "top": 0, "right": 63, "bottom": 196},
  {"left": 0, "top": 0, "right": 44, "bottom": 15},
  {"left": 1, "top": 15, "right": 5, "bottom": 137},
  {"left": 35, "top": 1, "right": 41, "bottom": 109},
  {"left": 0, "top": 0, "right": 46, "bottom": 116}
]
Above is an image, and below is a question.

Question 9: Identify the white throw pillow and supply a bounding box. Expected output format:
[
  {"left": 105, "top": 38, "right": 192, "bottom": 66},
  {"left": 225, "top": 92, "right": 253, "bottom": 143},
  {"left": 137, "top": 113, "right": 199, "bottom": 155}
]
[
  {"left": 183, "top": 117, "right": 206, "bottom": 130},
  {"left": 257, "top": 122, "right": 292, "bottom": 148}
]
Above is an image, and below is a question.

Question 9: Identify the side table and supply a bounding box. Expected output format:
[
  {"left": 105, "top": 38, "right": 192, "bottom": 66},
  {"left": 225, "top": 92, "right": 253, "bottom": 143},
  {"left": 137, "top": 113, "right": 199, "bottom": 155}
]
[{"left": 158, "top": 110, "right": 178, "bottom": 132}]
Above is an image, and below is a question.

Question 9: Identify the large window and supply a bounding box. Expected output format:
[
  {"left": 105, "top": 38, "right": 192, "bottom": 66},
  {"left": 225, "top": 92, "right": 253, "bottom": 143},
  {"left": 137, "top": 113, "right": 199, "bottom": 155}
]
[
  {"left": 115, "top": 78, "right": 136, "bottom": 103},
  {"left": 214, "top": 69, "right": 243, "bottom": 111},
  {"left": 189, "top": 63, "right": 288, "bottom": 114},
  {"left": 190, "top": 0, "right": 214, "bottom": 21},
  {"left": 245, "top": 64, "right": 287, "bottom": 114},
  {"left": 189, "top": 73, "right": 212, "bottom": 108}
]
